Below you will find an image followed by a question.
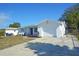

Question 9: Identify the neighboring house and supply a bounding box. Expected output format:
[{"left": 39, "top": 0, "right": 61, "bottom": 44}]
[
  {"left": 5, "top": 20, "right": 66, "bottom": 38},
  {"left": 5, "top": 28, "right": 19, "bottom": 36}
]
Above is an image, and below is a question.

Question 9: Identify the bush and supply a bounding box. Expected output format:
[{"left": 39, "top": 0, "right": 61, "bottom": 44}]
[
  {"left": 77, "top": 34, "right": 79, "bottom": 40},
  {"left": 0, "top": 29, "right": 5, "bottom": 36}
]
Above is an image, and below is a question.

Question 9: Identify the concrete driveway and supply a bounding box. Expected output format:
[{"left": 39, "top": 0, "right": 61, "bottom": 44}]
[{"left": 0, "top": 35, "right": 79, "bottom": 56}]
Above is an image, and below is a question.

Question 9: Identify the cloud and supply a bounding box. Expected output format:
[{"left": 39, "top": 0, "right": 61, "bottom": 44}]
[{"left": 0, "top": 13, "right": 10, "bottom": 23}]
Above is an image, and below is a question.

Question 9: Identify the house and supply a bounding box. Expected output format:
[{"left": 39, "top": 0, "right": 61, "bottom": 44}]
[
  {"left": 37, "top": 20, "right": 65, "bottom": 38},
  {"left": 5, "top": 28, "right": 19, "bottom": 36},
  {"left": 18, "top": 20, "right": 65, "bottom": 38},
  {"left": 5, "top": 20, "right": 65, "bottom": 38}
]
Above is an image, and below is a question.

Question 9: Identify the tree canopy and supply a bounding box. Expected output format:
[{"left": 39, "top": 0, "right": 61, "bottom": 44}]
[
  {"left": 9, "top": 22, "right": 21, "bottom": 28},
  {"left": 59, "top": 4, "right": 79, "bottom": 34}
]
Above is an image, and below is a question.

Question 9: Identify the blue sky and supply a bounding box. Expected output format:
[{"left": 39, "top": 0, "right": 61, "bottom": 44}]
[{"left": 0, "top": 3, "right": 75, "bottom": 28}]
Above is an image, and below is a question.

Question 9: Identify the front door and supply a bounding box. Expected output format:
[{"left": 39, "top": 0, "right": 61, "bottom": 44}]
[{"left": 30, "top": 28, "right": 33, "bottom": 35}]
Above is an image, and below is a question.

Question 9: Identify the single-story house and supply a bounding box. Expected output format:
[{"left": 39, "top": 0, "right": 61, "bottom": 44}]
[
  {"left": 5, "top": 20, "right": 66, "bottom": 38},
  {"left": 5, "top": 28, "right": 19, "bottom": 36},
  {"left": 38, "top": 20, "right": 65, "bottom": 38}
]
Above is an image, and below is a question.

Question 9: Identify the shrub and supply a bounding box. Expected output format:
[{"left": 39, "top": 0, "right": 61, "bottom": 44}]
[
  {"left": 77, "top": 34, "right": 79, "bottom": 40},
  {"left": 0, "top": 29, "right": 5, "bottom": 36}
]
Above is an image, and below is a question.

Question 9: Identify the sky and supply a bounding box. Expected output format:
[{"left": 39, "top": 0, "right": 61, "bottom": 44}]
[{"left": 0, "top": 3, "right": 75, "bottom": 28}]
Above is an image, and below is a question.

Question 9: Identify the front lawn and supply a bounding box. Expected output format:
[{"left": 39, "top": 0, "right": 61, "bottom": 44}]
[{"left": 0, "top": 36, "right": 33, "bottom": 50}]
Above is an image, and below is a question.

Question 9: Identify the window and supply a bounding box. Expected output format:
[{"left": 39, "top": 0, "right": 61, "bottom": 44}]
[
  {"left": 14, "top": 30, "right": 16, "bottom": 32},
  {"left": 34, "top": 28, "right": 37, "bottom": 32}
]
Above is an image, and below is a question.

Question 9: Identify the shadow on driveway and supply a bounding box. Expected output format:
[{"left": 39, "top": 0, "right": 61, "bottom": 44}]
[{"left": 26, "top": 42, "right": 79, "bottom": 56}]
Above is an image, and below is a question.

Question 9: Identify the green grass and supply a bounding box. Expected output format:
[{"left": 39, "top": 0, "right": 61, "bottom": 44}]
[{"left": 0, "top": 36, "right": 33, "bottom": 50}]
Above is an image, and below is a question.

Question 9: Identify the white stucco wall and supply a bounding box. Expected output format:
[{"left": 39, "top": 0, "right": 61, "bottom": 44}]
[
  {"left": 38, "top": 20, "right": 59, "bottom": 37},
  {"left": 38, "top": 20, "right": 65, "bottom": 38},
  {"left": 56, "top": 22, "right": 65, "bottom": 38},
  {"left": 38, "top": 27, "right": 44, "bottom": 37}
]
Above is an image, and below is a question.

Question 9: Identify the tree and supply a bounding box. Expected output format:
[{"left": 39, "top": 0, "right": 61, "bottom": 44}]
[
  {"left": 9, "top": 22, "right": 21, "bottom": 28},
  {"left": 59, "top": 4, "right": 79, "bottom": 34}
]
